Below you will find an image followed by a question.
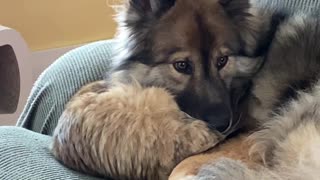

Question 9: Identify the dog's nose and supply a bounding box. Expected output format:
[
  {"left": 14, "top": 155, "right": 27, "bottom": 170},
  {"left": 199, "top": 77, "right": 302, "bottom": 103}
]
[{"left": 203, "top": 105, "right": 232, "bottom": 133}]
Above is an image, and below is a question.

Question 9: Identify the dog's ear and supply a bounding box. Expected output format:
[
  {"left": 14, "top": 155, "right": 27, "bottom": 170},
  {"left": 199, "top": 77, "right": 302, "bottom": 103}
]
[
  {"left": 126, "top": 0, "right": 176, "bottom": 22},
  {"left": 219, "top": 0, "right": 250, "bottom": 15},
  {"left": 130, "top": 0, "right": 175, "bottom": 14},
  {"left": 219, "top": 0, "right": 232, "bottom": 6},
  {"left": 218, "top": 0, "right": 269, "bottom": 56},
  {"left": 112, "top": 0, "right": 176, "bottom": 67}
]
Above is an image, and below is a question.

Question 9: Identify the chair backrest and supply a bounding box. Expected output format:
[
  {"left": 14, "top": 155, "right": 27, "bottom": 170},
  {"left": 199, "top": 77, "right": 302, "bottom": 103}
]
[{"left": 260, "top": 0, "right": 320, "bottom": 13}]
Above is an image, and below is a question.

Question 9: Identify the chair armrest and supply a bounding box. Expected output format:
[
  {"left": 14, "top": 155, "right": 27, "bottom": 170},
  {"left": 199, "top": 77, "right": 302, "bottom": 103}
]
[
  {"left": 0, "top": 126, "right": 105, "bottom": 179},
  {"left": 0, "top": 25, "right": 32, "bottom": 125}
]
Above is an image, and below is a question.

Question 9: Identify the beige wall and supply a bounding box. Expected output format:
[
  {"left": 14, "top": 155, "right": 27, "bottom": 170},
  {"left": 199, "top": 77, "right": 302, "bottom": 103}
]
[{"left": 0, "top": 0, "right": 117, "bottom": 51}]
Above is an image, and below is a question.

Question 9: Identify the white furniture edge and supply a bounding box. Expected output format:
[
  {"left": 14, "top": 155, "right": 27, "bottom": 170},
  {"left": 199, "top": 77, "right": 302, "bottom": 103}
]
[{"left": 0, "top": 25, "right": 32, "bottom": 125}]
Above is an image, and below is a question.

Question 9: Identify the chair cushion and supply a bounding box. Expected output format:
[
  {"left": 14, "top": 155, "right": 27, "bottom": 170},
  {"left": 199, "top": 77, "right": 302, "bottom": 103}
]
[{"left": 0, "top": 126, "right": 107, "bottom": 180}]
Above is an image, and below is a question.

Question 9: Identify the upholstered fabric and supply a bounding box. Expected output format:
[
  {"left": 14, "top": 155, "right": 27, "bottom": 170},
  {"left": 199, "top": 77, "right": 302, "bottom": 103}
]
[
  {"left": 263, "top": 0, "right": 320, "bottom": 13},
  {"left": 0, "top": 126, "right": 104, "bottom": 180},
  {"left": 17, "top": 40, "right": 115, "bottom": 135},
  {"left": 6, "top": 40, "right": 116, "bottom": 180}
]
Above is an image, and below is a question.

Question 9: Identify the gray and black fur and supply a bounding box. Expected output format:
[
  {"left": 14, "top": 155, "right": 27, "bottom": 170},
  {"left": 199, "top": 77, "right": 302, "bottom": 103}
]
[
  {"left": 108, "top": 0, "right": 272, "bottom": 134},
  {"left": 189, "top": 4, "right": 320, "bottom": 180}
]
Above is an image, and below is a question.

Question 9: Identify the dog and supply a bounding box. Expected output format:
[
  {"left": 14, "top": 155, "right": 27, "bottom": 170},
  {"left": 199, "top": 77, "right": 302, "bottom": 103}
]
[
  {"left": 108, "top": 0, "right": 271, "bottom": 134},
  {"left": 169, "top": 3, "right": 320, "bottom": 180},
  {"left": 51, "top": 0, "right": 271, "bottom": 179}
]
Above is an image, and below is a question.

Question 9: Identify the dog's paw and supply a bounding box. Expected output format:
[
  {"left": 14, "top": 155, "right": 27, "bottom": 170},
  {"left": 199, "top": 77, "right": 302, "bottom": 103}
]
[
  {"left": 169, "top": 158, "right": 253, "bottom": 180},
  {"left": 194, "top": 158, "right": 251, "bottom": 180}
]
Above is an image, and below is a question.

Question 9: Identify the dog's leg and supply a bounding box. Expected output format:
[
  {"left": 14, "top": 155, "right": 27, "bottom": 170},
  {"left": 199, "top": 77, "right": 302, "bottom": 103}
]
[
  {"left": 169, "top": 133, "right": 283, "bottom": 180},
  {"left": 169, "top": 134, "right": 263, "bottom": 180},
  {"left": 192, "top": 158, "right": 260, "bottom": 180}
]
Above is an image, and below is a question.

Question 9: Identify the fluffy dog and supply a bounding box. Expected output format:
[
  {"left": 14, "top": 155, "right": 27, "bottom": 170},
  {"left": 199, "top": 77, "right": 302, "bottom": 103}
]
[{"left": 109, "top": 0, "right": 270, "bottom": 133}]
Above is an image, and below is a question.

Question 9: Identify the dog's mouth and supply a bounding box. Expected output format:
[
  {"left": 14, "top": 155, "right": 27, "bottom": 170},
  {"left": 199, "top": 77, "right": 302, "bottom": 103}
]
[
  {"left": 174, "top": 75, "right": 253, "bottom": 136},
  {"left": 181, "top": 106, "right": 240, "bottom": 136},
  {"left": 222, "top": 111, "right": 243, "bottom": 136},
  {"left": 187, "top": 109, "right": 241, "bottom": 136}
]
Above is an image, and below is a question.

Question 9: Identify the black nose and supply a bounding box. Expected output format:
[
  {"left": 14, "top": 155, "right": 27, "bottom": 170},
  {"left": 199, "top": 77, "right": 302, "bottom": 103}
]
[{"left": 203, "top": 105, "right": 232, "bottom": 133}]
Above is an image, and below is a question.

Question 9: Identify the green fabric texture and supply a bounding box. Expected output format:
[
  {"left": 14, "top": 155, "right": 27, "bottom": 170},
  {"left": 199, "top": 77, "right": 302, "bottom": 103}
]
[
  {"left": 0, "top": 126, "right": 103, "bottom": 180},
  {"left": 0, "top": 1, "right": 319, "bottom": 179},
  {"left": 262, "top": 0, "right": 320, "bottom": 13},
  {"left": 2, "top": 39, "right": 116, "bottom": 180},
  {"left": 17, "top": 40, "right": 115, "bottom": 135}
]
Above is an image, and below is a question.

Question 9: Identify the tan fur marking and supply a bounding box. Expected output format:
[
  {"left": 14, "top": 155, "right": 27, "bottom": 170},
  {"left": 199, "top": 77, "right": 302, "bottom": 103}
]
[{"left": 169, "top": 134, "right": 260, "bottom": 180}]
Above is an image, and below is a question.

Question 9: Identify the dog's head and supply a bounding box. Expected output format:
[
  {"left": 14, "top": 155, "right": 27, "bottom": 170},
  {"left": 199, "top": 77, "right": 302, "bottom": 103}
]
[{"left": 109, "top": 0, "right": 267, "bottom": 134}]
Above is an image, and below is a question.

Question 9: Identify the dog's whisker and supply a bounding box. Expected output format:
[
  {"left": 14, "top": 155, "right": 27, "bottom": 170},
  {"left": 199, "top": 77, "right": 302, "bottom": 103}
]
[{"left": 223, "top": 112, "right": 242, "bottom": 136}]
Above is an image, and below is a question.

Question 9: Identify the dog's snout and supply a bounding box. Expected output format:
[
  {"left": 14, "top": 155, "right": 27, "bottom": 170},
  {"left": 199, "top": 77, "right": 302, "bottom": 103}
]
[{"left": 203, "top": 104, "right": 232, "bottom": 133}]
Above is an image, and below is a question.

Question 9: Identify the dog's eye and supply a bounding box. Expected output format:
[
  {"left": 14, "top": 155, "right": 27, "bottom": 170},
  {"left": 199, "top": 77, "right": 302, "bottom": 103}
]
[
  {"left": 216, "top": 56, "right": 229, "bottom": 70},
  {"left": 173, "top": 61, "right": 193, "bottom": 74}
]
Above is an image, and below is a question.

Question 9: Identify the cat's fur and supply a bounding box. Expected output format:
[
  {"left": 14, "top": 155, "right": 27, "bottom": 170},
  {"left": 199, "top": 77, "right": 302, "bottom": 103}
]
[{"left": 51, "top": 80, "right": 222, "bottom": 180}]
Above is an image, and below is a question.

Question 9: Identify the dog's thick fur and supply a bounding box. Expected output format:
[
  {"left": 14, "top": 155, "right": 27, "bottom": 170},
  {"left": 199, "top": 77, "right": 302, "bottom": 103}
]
[
  {"left": 170, "top": 5, "right": 320, "bottom": 180},
  {"left": 109, "top": 0, "right": 270, "bottom": 133},
  {"left": 51, "top": 81, "right": 223, "bottom": 179},
  {"left": 171, "top": 81, "right": 320, "bottom": 180}
]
